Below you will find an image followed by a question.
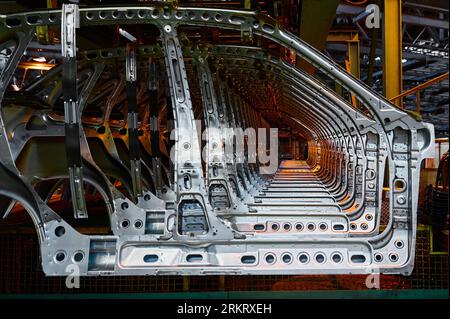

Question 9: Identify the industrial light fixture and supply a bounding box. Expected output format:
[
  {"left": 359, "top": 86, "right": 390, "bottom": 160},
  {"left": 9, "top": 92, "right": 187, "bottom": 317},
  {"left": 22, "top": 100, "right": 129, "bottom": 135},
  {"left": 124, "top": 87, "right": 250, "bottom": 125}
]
[
  {"left": 32, "top": 56, "right": 46, "bottom": 62},
  {"left": 119, "top": 28, "right": 137, "bottom": 42}
]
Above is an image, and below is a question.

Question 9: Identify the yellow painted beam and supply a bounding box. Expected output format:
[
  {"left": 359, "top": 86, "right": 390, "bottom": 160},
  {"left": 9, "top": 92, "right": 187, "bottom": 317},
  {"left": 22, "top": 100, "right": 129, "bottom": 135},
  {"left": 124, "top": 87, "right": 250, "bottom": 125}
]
[
  {"left": 347, "top": 41, "right": 360, "bottom": 79},
  {"left": 417, "top": 225, "right": 449, "bottom": 255},
  {"left": 327, "top": 31, "right": 360, "bottom": 107},
  {"left": 383, "top": 0, "right": 403, "bottom": 107},
  {"left": 326, "top": 31, "right": 359, "bottom": 42},
  {"left": 347, "top": 39, "right": 360, "bottom": 108},
  {"left": 183, "top": 276, "right": 190, "bottom": 291},
  {"left": 36, "top": 0, "right": 57, "bottom": 45},
  {"left": 390, "top": 72, "right": 449, "bottom": 102}
]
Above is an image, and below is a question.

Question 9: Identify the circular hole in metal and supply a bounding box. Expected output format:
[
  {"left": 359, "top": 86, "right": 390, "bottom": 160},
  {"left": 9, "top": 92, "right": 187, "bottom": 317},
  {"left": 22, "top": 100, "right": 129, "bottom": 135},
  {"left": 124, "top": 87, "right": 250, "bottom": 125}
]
[
  {"left": 48, "top": 14, "right": 57, "bottom": 22},
  {"left": 282, "top": 253, "right": 292, "bottom": 264},
  {"left": 361, "top": 223, "right": 368, "bottom": 230},
  {"left": 138, "top": 10, "right": 146, "bottom": 18},
  {"left": 394, "top": 179, "right": 406, "bottom": 191},
  {"left": 374, "top": 253, "right": 383, "bottom": 262},
  {"left": 298, "top": 253, "right": 309, "bottom": 264},
  {"left": 188, "top": 11, "right": 196, "bottom": 20},
  {"left": 121, "top": 220, "right": 130, "bottom": 228},
  {"left": 366, "top": 170, "right": 376, "bottom": 179},
  {"left": 55, "top": 251, "right": 66, "bottom": 263},
  {"left": 163, "top": 8, "right": 171, "bottom": 18},
  {"left": 307, "top": 223, "right": 315, "bottom": 231},
  {"left": 151, "top": 9, "right": 159, "bottom": 18},
  {"left": 73, "top": 251, "right": 84, "bottom": 263},
  {"left": 121, "top": 202, "right": 129, "bottom": 210},
  {"left": 365, "top": 214, "right": 373, "bottom": 221},
  {"left": 55, "top": 226, "right": 65, "bottom": 237},
  {"left": 295, "top": 223, "right": 303, "bottom": 231},
  {"left": 265, "top": 253, "right": 275, "bottom": 264},
  {"left": 271, "top": 223, "right": 279, "bottom": 231},
  {"left": 395, "top": 240, "right": 404, "bottom": 249},
  {"left": 283, "top": 223, "right": 291, "bottom": 231},
  {"left": 332, "top": 253, "right": 342, "bottom": 263},
  {"left": 389, "top": 253, "right": 399, "bottom": 262},
  {"left": 6, "top": 17, "right": 22, "bottom": 27},
  {"left": 350, "top": 223, "right": 357, "bottom": 230},
  {"left": 26, "top": 15, "right": 42, "bottom": 25},
  {"left": 126, "top": 10, "right": 135, "bottom": 19},
  {"left": 319, "top": 223, "right": 327, "bottom": 231},
  {"left": 134, "top": 220, "right": 143, "bottom": 229},
  {"left": 315, "top": 253, "right": 326, "bottom": 263}
]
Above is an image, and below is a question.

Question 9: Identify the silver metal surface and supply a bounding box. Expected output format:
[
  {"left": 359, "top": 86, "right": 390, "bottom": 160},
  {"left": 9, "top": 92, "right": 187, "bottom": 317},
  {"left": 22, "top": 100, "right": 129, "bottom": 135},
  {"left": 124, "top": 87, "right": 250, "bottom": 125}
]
[{"left": 0, "top": 4, "right": 435, "bottom": 276}]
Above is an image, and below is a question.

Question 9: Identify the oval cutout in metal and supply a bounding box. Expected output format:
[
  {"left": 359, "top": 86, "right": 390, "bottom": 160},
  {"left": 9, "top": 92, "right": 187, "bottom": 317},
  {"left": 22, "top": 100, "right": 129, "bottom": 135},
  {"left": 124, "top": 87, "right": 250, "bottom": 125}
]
[
  {"left": 351, "top": 254, "right": 367, "bottom": 263},
  {"left": 241, "top": 255, "right": 256, "bottom": 264},
  {"left": 253, "top": 224, "right": 265, "bottom": 231},
  {"left": 186, "top": 254, "right": 203, "bottom": 263},
  {"left": 143, "top": 254, "right": 159, "bottom": 263},
  {"left": 333, "top": 224, "right": 345, "bottom": 231}
]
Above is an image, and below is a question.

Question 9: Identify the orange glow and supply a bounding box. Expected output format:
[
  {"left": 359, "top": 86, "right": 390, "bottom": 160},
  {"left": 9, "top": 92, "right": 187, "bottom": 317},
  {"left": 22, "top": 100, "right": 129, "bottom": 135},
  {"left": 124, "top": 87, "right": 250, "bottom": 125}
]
[{"left": 18, "top": 61, "right": 55, "bottom": 71}]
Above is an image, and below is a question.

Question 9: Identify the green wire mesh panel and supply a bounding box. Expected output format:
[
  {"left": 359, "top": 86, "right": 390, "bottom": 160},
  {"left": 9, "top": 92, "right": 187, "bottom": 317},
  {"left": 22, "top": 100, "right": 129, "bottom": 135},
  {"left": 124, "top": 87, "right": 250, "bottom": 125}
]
[{"left": 0, "top": 226, "right": 447, "bottom": 294}]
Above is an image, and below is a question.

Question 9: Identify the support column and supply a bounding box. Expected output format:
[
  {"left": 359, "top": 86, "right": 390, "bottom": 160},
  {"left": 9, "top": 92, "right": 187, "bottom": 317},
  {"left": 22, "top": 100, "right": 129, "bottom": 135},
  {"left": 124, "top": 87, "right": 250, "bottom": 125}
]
[
  {"left": 347, "top": 37, "right": 360, "bottom": 108},
  {"left": 383, "top": 0, "right": 403, "bottom": 107},
  {"left": 327, "top": 31, "right": 360, "bottom": 107}
]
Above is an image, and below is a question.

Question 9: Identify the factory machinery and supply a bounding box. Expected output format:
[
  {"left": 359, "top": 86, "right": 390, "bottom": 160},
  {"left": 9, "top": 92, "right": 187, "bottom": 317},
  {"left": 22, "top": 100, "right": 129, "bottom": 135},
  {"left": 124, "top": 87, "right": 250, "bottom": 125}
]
[{"left": 0, "top": 3, "right": 435, "bottom": 276}]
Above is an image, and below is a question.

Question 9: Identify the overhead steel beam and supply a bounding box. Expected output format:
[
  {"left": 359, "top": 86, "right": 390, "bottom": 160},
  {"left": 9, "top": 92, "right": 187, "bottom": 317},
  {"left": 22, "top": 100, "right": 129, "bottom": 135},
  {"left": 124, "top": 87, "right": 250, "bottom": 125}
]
[
  {"left": 404, "top": 1, "right": 449, "bottom": 13},
  {"left": 337, "top": 3, "right": 449, "bottom": 29},
  {"left": 325, "top": 42, "right": 448, "bottom": 62},
  {"left": 361, "top": 59, "right": 433, "bottom": 81}
]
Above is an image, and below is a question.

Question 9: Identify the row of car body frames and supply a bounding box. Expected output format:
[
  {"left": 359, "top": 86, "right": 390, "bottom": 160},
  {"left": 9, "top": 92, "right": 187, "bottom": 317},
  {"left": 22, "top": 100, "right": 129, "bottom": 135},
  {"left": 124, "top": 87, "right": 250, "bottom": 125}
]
[{"left": 0, "top": 4, "right": 435, "bottom": 276}]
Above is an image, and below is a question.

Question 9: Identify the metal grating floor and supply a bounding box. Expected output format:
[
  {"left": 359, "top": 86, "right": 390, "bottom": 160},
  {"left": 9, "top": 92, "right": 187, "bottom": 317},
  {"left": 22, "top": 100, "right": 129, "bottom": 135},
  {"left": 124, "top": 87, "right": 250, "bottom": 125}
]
[{"left": 0, "top": 227, "right": 447, "bottom": 294}]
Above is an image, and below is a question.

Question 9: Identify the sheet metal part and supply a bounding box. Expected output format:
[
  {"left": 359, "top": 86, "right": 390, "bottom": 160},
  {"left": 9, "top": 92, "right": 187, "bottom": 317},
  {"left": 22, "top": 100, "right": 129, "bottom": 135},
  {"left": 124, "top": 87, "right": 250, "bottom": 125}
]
[
  {"left": 62, "top": 3, "right": 89, "bottom": 220},
  {"left": 0, "top": 4, "right": 435, "bottom": 276}
]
